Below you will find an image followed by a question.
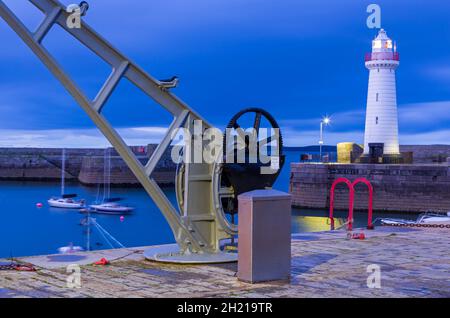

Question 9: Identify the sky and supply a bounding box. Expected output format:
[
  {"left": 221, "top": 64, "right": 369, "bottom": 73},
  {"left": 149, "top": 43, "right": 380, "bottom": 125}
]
[{"left": 0, "top": 0, "right": 449, "bottom": 147}]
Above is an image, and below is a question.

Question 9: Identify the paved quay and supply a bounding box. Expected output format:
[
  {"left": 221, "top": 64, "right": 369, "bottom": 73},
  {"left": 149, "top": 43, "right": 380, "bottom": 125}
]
[{"left": 1, "top": 227, "right": 449, "bottom": 298}]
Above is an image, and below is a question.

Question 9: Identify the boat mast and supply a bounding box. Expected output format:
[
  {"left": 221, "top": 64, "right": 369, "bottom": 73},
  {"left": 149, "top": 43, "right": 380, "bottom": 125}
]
[
  {"left": 102, "top": 148, "right": 111, "bottom": 202},
  {"left": 107, "top": 148, "right": 111, "bottom": 199},
  {"left": 86, "top": 210, "right": 91, "bottom": 252},
  {"left": 61, "top": 148, "right": 65, "bottom": 196}
]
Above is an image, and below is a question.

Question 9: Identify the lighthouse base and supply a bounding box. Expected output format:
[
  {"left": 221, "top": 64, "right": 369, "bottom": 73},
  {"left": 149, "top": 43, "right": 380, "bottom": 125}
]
[{"left": 357, "top": 153, "right": 404, "bottom": 164}]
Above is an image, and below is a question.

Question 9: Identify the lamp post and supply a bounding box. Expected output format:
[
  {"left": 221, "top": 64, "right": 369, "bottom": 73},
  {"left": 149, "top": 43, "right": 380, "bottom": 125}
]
[{"left": 319, "top": 116, "right": 330, "bottom": 162}]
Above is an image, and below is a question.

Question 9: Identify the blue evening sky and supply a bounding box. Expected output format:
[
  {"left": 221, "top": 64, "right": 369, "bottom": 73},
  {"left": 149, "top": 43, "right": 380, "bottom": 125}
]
[{"left": 0, "top": 0, "right": 449, "bottom": 147}]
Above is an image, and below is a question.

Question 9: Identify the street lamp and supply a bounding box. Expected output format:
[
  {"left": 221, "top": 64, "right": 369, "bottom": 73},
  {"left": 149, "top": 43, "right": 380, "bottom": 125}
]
[{"left": 319, "top": 116, "right": 331, "bottom": 162}]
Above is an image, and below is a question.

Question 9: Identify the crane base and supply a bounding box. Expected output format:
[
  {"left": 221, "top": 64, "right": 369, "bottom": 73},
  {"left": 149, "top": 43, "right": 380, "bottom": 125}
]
[{"left": 144, "top": 244, "right": 238, "bottom": 264}]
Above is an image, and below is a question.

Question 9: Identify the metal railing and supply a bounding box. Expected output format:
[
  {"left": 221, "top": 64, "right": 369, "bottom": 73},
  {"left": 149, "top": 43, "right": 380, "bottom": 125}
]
[{"left": 365, "top": 52, "right": 400, "bottom": 62}]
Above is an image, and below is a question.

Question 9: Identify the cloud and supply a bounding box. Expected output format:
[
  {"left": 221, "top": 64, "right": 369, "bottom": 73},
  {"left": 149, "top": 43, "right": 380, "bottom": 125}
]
[
  {"left": 398, "top": 100, "right": 450, "bottom": 132},
  {"left": 0, "top": 126, "right": 168, "bottom": 148},
  {"left": 399, "top": 129, "right": 450, "bottom": 145},
  {"left": 280, "top": 109, "right": 366, "bottom": 132},
  {"left": 422, "top": 65, "right": 450, "bottom": 83},
  {"left": 279, "top": 100, "right": 450, "bottom": 146},
  {"left": 281, "top": 127, "right": 450, "bottom": 147},
  {"left": 1, "top": 0, "right": 449, "bottom": 149},
  {"left": 0, "top": 122, "right": 447, "bottom": 149},
  {"left": 281, "top": 127, "right": 364, "bottom": 147},
  {"left": 1, "top": 0, "right": 359, "bottom": 60}
]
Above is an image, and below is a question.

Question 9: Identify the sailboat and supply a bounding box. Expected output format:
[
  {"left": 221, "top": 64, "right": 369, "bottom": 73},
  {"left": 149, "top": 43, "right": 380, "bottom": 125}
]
[
  {"left": 89, "top": 148, "right": 134, "bottom": 214},
  {"left": 48, "top": 149, "right": 86, "bottom": 209}
]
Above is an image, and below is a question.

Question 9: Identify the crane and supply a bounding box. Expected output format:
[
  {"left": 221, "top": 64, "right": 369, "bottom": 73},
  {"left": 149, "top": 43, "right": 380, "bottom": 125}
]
[{"left": 0, "top": 0, "right": 284, "bottom": 263}]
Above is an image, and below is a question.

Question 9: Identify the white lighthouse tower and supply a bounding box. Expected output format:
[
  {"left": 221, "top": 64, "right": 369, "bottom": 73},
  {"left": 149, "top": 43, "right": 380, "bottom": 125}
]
[{"left": 362, "top": 29, "right": 402, "bottom": 163}]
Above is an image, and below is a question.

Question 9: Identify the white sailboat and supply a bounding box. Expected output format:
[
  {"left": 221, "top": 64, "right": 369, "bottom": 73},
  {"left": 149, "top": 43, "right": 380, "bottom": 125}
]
[
  {"left": 89, "top": 148, "right": 134, "bottom": 214},
  {"left": 48, "top": 149, "right": 86, "bottom": 209}
]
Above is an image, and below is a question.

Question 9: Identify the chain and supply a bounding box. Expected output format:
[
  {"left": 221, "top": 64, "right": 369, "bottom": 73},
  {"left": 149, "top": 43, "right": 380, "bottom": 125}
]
[{"left": 382, "top": 223, "right": 450, "bottom": 229}]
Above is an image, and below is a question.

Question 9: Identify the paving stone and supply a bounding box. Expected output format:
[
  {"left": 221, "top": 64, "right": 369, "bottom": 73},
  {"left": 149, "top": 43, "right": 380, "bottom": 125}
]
[{"left": 0, "top": 228, "right": 449, "bottom": 298}]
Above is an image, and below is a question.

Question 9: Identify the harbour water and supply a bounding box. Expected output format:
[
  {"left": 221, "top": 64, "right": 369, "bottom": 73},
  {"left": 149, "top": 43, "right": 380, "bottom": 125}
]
[{"left": 0, "top": 150, "right": 415, "bottom": 258}]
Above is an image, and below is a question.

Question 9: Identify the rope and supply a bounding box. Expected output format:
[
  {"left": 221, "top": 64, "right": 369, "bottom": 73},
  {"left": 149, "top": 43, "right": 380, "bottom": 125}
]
[
  {"left": 327, "top": 217, "right": 352, "bottom": 231},
  {"left": 92, "top": 221, "right": 115, "bottom": 249},
  {"left": 91, "top": 218, "right": 125, "bottom": 249},
  {"left": 0, "top": 263, "right": 36, "bottom": 272},
  {"left": 335, "top": 220, "right": 351, "bottom": 231},
  {"left": 0, "top": 264, "right": 17, "bottom": 271}
]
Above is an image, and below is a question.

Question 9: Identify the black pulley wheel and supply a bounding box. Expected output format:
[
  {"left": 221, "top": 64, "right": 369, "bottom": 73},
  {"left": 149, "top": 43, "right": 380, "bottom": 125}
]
[{"left": 220, "top": 108, "right": 286, "bottom": 216}]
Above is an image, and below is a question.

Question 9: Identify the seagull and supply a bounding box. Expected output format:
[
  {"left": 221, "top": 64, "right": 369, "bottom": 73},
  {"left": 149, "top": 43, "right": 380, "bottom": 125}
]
[
  {"left": 158, "top": 76, "right": 179, "bottom": 90},
  {"left": 79, "top": 1, "right": 89, "bottom": 16}
]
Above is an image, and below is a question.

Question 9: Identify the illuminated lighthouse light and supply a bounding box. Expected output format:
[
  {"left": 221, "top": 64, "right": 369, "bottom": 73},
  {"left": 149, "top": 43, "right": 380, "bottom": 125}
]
[{"left": 362, "top": 29, "right": 402, "bottom": 163}]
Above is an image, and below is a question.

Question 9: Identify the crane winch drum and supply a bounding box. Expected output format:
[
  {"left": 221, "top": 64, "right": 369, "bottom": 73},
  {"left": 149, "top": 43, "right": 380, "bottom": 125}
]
[{"left": 0, "top": 0, "right": 285, "bottom": 264}]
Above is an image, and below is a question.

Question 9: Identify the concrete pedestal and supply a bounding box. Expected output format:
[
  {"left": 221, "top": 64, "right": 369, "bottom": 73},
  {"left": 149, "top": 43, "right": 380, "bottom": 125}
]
[{"left": 237, "top": 189, "right": 292, "bottom": 283}]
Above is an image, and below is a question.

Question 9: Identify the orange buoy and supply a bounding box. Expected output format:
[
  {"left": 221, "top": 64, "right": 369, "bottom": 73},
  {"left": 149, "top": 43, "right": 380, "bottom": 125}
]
[
  {"left": 94, "top": 258, "right": 110, "bottom": 266},
  {"left": 352, "top": 233, "right": 366, "bottom": 240},
  {"left": 36, "top": 203, "right": 43, "bottom": 208}
]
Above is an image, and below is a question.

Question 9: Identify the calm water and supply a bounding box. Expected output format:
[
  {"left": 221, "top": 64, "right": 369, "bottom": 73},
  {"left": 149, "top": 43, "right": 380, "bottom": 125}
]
[{"left": 0, "top": 150, "right": 416, "bottom": 258}]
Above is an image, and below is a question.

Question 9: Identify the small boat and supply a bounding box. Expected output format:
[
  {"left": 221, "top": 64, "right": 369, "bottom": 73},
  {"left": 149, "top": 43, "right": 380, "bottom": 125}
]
[
  {"left": 381, "top": 212, "right": 450, "bottom": 226},
  {"left": 48, "top": 149, "right": 85, "bottom": 210},
  {"left": 48, "top": 194, "right": 86, "bottom": 209},
  {"left": 90, "top": 198, "right": 134, "bottom": 214},
  {"left": 57, "top": 243, "right": 84, "bottom": 254}
]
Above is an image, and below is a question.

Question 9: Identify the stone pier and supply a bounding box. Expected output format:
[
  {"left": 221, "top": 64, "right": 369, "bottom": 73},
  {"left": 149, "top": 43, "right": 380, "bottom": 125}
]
[
  {"left": 290, "top": 163, "right": 450, "bottom": 213},
  {"left": 1, "top": 227, "right": 449, "bottom": 298},
  {"left": 0, "top": 146, "right": 176, "bottom": 186}
]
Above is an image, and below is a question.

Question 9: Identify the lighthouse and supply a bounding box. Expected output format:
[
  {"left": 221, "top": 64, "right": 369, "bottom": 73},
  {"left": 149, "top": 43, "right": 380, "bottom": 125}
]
[{"left": 361, "top": 29, "right": 402, "bottom": 163}]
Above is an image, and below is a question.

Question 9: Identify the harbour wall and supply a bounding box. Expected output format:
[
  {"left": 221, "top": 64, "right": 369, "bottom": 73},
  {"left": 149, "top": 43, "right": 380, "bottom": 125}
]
[
  {"left": 399, "top": 145, "right": 450, "bottom": 164},
  {"left": 290, "top": 163, "right": 450, "bottom": 213},
  {"left": 0, "top": 146, "right": 176, "bottom": 186},
  {"left": 336, "top": 144, "right": 450, "bottom": 164}
]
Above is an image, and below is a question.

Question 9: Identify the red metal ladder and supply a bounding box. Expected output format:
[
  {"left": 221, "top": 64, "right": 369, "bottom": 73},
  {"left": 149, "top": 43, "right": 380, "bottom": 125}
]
[{"left": 329, "top": 178, "right": 374, "bottom": 231}]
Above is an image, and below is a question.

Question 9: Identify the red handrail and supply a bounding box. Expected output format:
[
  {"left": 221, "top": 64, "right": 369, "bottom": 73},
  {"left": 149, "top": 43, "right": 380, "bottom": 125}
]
[
  {"left": 352, "top": 178, "right": 374, "bottom": 230},
  {"left": 329, "top": 177, "right": 375, "bottom": 231},
  {"left": 329, "top": 178, "right": 354, "bottom": 231}
]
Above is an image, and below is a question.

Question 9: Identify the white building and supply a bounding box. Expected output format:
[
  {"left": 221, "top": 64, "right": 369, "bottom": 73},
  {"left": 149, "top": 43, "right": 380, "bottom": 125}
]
[{"left": 362, "top": 29, "right": 401, "bottom": 161}]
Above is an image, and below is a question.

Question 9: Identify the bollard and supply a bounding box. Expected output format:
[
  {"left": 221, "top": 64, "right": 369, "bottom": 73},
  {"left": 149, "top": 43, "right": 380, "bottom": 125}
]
[{"left": 237, "top": 189, "right": 292, "bottom": 283}]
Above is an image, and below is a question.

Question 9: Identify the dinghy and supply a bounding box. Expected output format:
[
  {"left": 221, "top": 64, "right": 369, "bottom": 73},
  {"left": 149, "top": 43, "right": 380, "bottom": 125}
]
[
  {"left": 57, "top": 243, "right": 84, "bottom": 254},
  {"left": 381, "top": 212, "right": 450, "bottom": 226}
]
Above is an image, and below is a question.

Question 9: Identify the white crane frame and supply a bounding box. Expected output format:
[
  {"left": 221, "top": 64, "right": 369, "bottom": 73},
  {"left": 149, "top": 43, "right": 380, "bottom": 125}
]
[{"left": 0, "top": 0, "right": 236, "bottom": 263}]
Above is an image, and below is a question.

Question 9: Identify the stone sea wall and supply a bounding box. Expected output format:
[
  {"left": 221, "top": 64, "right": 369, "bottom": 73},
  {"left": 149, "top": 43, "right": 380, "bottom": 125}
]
[
  {"left": 78, "top": 155, "right": 175, "bottom": 186},
  {"left": 0, "top": 146, "right": 176, "bottom": 186},
  {"left": 290, "top": 163, "right": 450, "bottom": 213}
]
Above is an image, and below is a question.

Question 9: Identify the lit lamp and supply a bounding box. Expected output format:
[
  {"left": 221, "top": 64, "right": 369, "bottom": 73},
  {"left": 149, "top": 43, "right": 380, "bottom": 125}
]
[{"left": 319, "top": 116, "right": 331, "bottom": 162}]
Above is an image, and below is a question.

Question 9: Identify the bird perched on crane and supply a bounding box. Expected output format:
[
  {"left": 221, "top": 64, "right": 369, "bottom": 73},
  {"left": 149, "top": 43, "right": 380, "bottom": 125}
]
[{"left": 158, "top": 76, "right": 179, "bottom": 90}]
